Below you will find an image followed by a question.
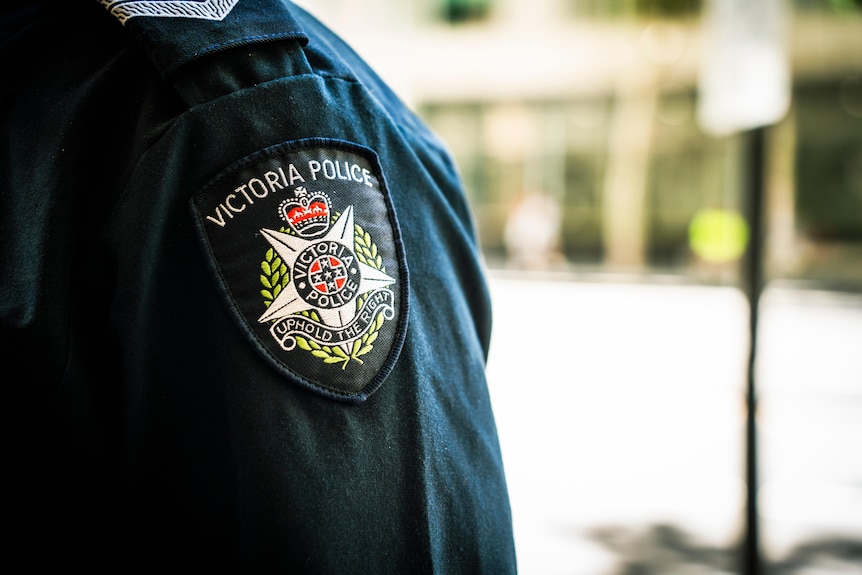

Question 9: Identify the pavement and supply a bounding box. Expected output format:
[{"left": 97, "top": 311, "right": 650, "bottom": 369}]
[{"left": 484, "top": 272, "right": 862, "bottom": 574}]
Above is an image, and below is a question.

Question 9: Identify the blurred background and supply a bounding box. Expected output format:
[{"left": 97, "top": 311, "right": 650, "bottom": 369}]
[{"left": 294, "top": 1, "right": 862, "bottom": 573}]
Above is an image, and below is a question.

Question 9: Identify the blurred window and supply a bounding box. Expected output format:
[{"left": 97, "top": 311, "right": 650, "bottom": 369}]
[
  {"left": 422, "top": 94, "right": 744, "bottom": 277},
  {"left": 438, "top": 0, "right": 492, "bottom": 23},
  {"left": 794, "top": 0, "right": 862, "bottom": 13},
  {"left": 792, "top": 79, "right": 862, "bottom": 287},
  {"left": 634, "top": 0, "right": 702, "bottom": 18},
  {"left": 567, "top": 0, "right": 702, "bottom": 20}
]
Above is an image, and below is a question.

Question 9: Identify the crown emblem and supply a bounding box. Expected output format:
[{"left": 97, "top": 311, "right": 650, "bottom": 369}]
[{"left": 279, "top": 187, "right": 331, "bottom": 237}]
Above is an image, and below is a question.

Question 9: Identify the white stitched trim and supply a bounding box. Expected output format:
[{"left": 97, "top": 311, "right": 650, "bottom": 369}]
[{"left": 99, "top": 0, "right": 240, "bottom": 24}]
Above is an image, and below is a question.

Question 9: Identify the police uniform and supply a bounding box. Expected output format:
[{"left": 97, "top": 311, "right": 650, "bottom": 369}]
[{"left": 1, "top": 1, "right": 516, "bottom": 572}]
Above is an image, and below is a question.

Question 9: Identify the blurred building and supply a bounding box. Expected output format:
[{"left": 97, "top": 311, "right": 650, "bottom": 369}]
[
  {"left": 297, "top": 0, "right": 862, "bottom": 288},
  {"left": 294, "top": 2, "right": 862, "bottom": 573}
]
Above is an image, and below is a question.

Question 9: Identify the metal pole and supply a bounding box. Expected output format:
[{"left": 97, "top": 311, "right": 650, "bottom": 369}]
[{"left": 742, "top": 125, "right": 766, "bottom": 575}]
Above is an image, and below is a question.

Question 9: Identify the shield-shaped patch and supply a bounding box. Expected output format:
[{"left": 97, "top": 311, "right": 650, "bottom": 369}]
[{"left": 190, "top": 139, "right": 409, "bottom": 402}]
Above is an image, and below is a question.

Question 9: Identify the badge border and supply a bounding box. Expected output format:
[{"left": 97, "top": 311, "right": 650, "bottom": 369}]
[{"left": 189, "top": 137, "right": 410, "bottom": 403}]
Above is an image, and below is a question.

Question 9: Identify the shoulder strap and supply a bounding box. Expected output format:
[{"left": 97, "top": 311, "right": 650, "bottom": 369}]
[{"left": 99, "top": 0, "right": 311, "bottom": 104}]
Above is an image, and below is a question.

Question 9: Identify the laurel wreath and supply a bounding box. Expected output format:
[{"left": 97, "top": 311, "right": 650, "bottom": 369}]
[
  {"left": 259, "top": 219, "right": 388, "bottom": 369},
  {"left": 354, "top": 223, "right": 384, "bottom": 271},
  {"left": 260, "top": 247, "right": 289, "bottom": 308}
]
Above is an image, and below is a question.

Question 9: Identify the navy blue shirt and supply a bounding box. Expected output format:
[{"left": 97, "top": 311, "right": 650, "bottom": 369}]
[{"left": 1, "top": 1, "right": 516, "bottom": 572}]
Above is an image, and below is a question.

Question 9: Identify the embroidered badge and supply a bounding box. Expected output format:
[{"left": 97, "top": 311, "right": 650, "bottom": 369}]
[
  {"left": 99, "top": 0, "right": 239, "bottom": 24},
  {"left": 191, "top": 140, "right": 409, "bottom": 402}
]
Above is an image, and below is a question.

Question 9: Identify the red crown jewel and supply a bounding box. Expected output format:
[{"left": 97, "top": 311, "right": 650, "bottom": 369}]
[{"left": 280, "top": 187, "right": 331, "bottom": 237}]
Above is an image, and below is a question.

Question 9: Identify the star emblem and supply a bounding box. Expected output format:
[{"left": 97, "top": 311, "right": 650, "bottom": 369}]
[{"left": 257, "top": 206, "right": 395, "bottom": 327}]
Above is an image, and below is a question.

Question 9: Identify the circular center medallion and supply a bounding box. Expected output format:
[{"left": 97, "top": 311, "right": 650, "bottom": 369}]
[{"left": 293, "top": 241, "right": 361, "bottom": 309}]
